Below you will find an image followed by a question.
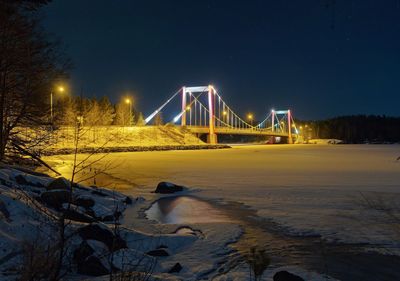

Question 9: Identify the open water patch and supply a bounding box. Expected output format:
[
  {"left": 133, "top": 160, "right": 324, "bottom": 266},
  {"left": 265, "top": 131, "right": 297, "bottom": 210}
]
[{"left": 145, "top": 196, "right": 233, "bottom": 224}]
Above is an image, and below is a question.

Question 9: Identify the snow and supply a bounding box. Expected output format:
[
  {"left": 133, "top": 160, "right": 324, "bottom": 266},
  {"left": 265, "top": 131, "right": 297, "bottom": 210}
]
[
  {"left": 47, "top": 125, "right": 205, "bottom": 150},
  {"left": 42, "top": 144, "right": 400, "bottom": 279}
]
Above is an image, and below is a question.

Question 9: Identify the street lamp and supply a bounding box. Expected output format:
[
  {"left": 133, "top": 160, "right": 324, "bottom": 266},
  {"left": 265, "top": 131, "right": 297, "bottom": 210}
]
[
  {"left": 125, "top": 98, "right": 132, "bottom": 126},
  {"left": 247, "top": 113, "right": 253, "bottom": 126},
  {"left": 50, "top": 85, "right": 65, "bottom": 124}
]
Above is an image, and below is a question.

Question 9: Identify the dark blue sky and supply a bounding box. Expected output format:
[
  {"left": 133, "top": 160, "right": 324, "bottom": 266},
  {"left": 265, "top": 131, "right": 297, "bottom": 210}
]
[{"left": 43, "top": 0, "right": 400, "bottom": 120}]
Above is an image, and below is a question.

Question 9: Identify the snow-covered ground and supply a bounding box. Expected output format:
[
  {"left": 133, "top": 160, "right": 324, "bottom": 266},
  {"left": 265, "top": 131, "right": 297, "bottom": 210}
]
[
  {"left": 47, "top": 125, "right": 204, "bottom": 149},
  {"left": 43, "top": 144, "right": 400, "bottom": 280}
]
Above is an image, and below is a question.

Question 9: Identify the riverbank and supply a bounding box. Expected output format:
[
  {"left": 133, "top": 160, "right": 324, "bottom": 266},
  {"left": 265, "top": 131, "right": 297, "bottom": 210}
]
[{"left": 42, "top": 144, "right": 230, "bottom": 156}]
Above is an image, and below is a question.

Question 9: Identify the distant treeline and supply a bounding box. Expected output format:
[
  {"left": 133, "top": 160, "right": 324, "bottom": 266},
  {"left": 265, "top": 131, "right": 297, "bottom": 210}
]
[{"left": 302, "top": 115, "right": 400, "bottom": 144}]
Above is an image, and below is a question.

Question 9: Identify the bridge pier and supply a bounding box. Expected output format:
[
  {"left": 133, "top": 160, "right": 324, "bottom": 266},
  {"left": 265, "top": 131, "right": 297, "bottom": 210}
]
[
  {"left": 287, "top": 109, "right": 293, "bottom": 144},
  {"left": 207, "top": 133, "right": 218, "bottom": 144},
  {"left": 207, "top": 85, "right": 217, "bottom": 144}
]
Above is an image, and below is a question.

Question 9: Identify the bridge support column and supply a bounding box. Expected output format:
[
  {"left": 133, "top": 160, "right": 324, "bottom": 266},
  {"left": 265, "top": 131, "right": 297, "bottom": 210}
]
[
  {"left": 287, "top": 109, "right": 293, "bottom": 144},
  {"left": 207, "top": 133, "right": 218, "bottom": 144},
  {"left": 207, "top": 85, "right": 217, "bottom": 144},
  {"left": 271, "top": 110, "right": 275, "bottom": 132},
  {"left": 181, "top": 86, "right": 186, "bottom": 126}
]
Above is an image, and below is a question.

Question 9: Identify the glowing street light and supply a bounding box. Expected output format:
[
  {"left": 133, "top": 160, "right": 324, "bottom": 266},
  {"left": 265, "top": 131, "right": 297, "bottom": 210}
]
[
  {"left": 50, "top": 85, "right": 66, "bottom": 124},
  {"left": 125, "top": 98, "right": 133, "bottom": 126},
  {"left": 247, "top": 113, "right": 253, "bottom": 126},
  {"left": 186, "top": 105, "right": 191, "bottom": 111}
]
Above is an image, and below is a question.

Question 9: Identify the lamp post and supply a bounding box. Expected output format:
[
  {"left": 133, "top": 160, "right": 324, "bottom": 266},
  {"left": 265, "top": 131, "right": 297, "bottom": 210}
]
[
  {"left": 125, "top": 98, "right": 132, "bottom": 126},
  {"left": 50, "top": 86, "right": 65, "bottom": 124},
  {"left": 247, "top": 113, "right": 253, "bottom": 127}
]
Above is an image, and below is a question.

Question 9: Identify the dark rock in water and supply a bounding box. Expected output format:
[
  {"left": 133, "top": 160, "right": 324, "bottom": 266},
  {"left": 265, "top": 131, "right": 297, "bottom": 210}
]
[
  {"left": 155, "top": 182, "right": 184, "bottom": 194},
  {"left": 146, "top": 248, "right": 169, "bottom": 257},
  {"left": 77, "top": 255, "right": 109, "bottom": 276},
  {"left": 15, "top": 175, "right": 28, "bottom": 185},
  {"left": 273, "top": 271, "right": 305, "bottom": 281},
  {"left": 47, "top": 177, "right": 70, "bottom": 191},
  {"left": 78, "top": 223, "right": 127, "bottom": 251},
  {"left": 73, "top": 240, "right": 94, "bottom": 264},
  {"left": 40, "top": 190, "right": 70, "bottom": 209},
  {"left": 75, "top": 196, "right": 95, "bottom": 208},
  {"left": 168, "top": 262, "right": 182, "bottom": 273},
  {"left": 124, "top": 196, "right": 133, "bottom": 204},
  {"left": 63, "top": 208, "right": 95, "bottom": 223}
]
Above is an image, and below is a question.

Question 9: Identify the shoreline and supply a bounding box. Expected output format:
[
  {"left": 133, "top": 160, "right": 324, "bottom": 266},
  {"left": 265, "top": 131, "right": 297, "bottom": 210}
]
[
  {"left": 141, "top": 192, "right": 400, "bottom": 281},
  {"left": 42, "top": 144, "right": 231, "bottom": 156}
]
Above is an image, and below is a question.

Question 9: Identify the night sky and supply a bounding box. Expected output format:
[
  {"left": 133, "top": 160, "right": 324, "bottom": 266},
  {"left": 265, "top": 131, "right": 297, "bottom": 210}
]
[{"left": 43, "top": 0, "right": 400, "bottom": 120}]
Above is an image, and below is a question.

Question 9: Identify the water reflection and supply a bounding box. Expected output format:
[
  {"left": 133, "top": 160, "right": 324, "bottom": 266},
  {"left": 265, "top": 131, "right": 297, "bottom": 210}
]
[{"left": 146, "top": 196, "right": 232, "bottom": 224}]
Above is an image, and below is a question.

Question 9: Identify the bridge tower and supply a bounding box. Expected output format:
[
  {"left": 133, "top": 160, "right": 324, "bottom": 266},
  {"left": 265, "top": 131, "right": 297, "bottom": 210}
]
[
  {"left": 181, "top": 86, "right": 186, "bottom": 126},
  {"left": 287, "top": 109, "right": 293, "bottom": 144},
  {"left": 207, "top": 85, "right": 217, "bottom": 144}
]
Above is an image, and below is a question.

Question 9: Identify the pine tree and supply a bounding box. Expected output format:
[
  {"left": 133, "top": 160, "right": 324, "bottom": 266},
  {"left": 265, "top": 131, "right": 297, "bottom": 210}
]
[
  {"left": 154, "top": 112, "right": 164, "bottom": 126},
  {"left": 98, "top": 96, "right": 115, "bottom": 125},
  {"left": 85, "top": 98, "right": 101, "bottom": 126},
  {"left": 113, "top": 100, "right": 130, "bottom": 126},
  {"left": 136, "top": 112, "right": 146, "bottom": 126}
]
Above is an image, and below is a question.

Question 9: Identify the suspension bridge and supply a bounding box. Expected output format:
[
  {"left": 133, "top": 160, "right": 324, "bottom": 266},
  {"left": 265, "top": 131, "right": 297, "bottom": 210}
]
[{"left": 144, "top": 85, "right": 298, "bottom": 144}]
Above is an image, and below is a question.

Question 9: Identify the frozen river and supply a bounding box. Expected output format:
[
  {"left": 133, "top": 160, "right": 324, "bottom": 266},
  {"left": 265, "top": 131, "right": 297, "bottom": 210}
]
[{"left": 45, "top": 144, "right": 400, "bottom": 280}]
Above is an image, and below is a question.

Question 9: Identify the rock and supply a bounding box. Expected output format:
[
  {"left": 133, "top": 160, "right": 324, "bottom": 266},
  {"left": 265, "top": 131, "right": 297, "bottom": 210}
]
[
  {"left": 77, "top": 255, "right": 109, "bottom": 276},
  {"left": 75, "top": 196, "right": 95, "bottom": 208},
  {"left": 73, "top": 240, "right": 94, "bottom": 264},
  {"left": 15, "top": 175, "right": 29, "bottom": 185},
  {"left": 146, "top": 248, "right": 169, "bottom": 257},
  {"left": 40, "top": 190, "right": 71, "bottom": 209},
  {"left": 155, "top": 182, "right": 184, "bottom": 194},
  {"left": 0, "top": 199, "right": 10, "bottom": 221},
  {"left": 91, "top": 189, "right": 107, "bottom": 197},
  {"left": 47, "top": 177, "right": 70, "bottom": 191},
  {"left": 124, "top": 196, "right": 133, "bottom": 205},
  {"left": 78, "top": 223, "right": 127, "bottom": 251},
  {"left": 63, "top": 208, "right": 95, "bottom": 223},
  {"left": 168, "top": 262, "right": 182, "bottom": 273},
  {"left": 273, "top": 271, "right": 305, "bottom": 281},
  {"left": 100, "top": 210, "right": 122, "bottom": 222}
]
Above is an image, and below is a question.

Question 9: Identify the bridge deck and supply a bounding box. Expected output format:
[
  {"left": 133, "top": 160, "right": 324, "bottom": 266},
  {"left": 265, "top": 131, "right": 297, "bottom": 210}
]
[{"left": 186, "top": 126, "right": 290, "bottom": 137}]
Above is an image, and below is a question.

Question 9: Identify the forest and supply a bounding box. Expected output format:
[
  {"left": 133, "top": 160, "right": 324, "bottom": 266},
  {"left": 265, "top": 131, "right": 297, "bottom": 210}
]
[{"left": 303, "top": 115, "right": 400, "bottom": 144}]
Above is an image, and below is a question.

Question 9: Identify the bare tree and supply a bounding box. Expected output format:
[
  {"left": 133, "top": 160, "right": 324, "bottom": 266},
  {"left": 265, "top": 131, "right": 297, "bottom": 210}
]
[{"left": 0, "top": 0, "right": 69, "bottom": 160}]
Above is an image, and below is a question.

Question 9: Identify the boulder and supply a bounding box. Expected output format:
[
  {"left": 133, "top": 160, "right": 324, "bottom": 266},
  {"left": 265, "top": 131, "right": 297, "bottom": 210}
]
[
  {"left": 273, "top": 271, "right": 305, "bottom": 281},
  {"left": 15, "top": 175, "right": 29, "bottom": 185},
  {"left": 168, "top": 262, "right": 182, "bottom": 273},
  {"left": 75, "top": 196, "right": 95, "bottom": 208},
  {"left": 73, "top": 240, "right": 94, "bottom": 264},
  {"left": 78, "top": 223, "right": 127, "bottom": 251},
  {"left": 146, "top": 248, "right": 169, "bottom": 257},
  {"left": 77, "top": 255, "right": 109, "bottom": 276},
  {"left": 40, "top": 190, "right": 71, "bottom": 209},
  {"left": 0, "top": 199, "right": 10, "bottom": 221},
  {"left": 155, "top": 182, "right": 184, "bottom": 194},
  {"left": 63, "top": 208, "right": 95, "bottom": 223},
  {"left": 91, "top": 189, "right": 107, "bottom": 197},
  {"left": 47, "top": 177, "right": 70, "bottom": 191},
  {"left": 124, "top": 196, "right": 133, "bottom": 205}
]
